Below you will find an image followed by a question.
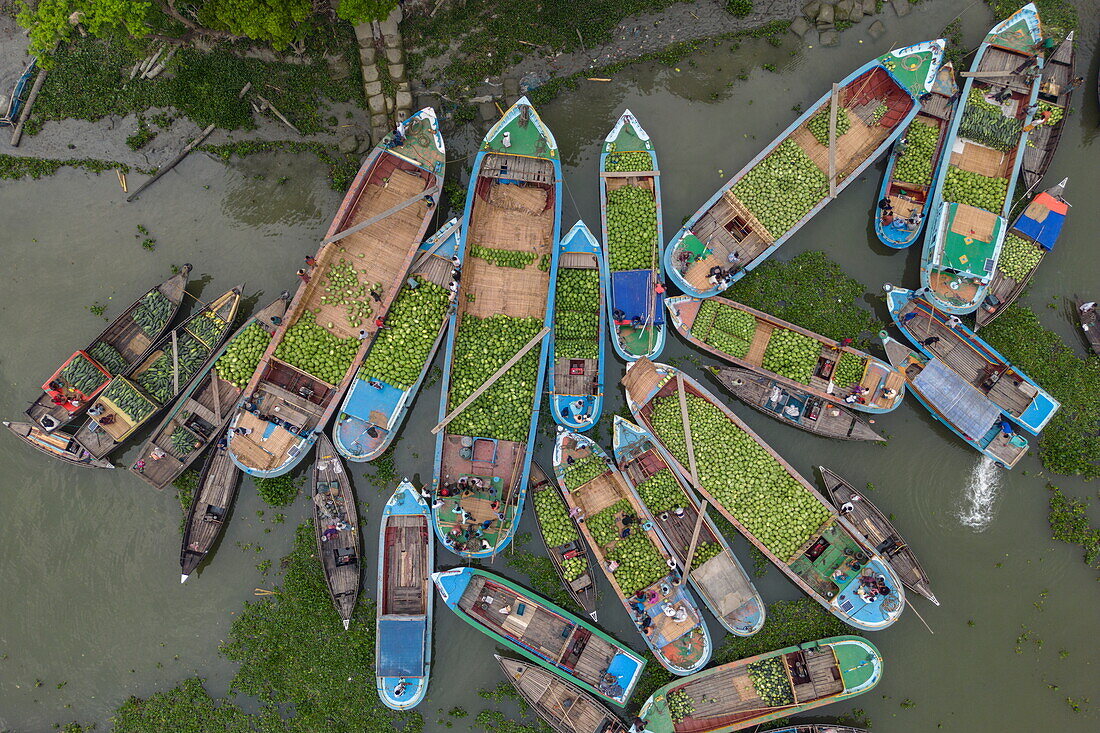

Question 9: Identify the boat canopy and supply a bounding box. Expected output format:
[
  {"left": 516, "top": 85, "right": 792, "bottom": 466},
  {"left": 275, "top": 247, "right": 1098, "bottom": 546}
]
[
  {"left": 940, "top": 202, "right": 1004, "bottom": 277},
  {"left": 914, "top": 358, "right": 1002, "bottom": 438},
  {"left": 1014, "top": 192, "right": 1067, "bottom": 251},
  {"left": 611, "top": 271, "right": 665, "bottom": 325},
  {"left": 377, "top": 616, "right": 427, "bottom": 676}
]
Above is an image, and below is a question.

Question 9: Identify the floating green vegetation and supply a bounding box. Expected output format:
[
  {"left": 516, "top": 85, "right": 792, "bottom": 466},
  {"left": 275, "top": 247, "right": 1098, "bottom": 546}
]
[
  {"left": 980, "top": 305, "right": 1100, "bottom": 478},
  {"left": 364, "top": 447, "right": 398, "bottom": 491},
  {"left": 986, "top": 1, "right": 1077, "bottom": 36},
  {"left": 1047, "top": 485, "right": 1100, "bottom": 569},
  {"left": 201, "top": 140, "right": 360, "bottom": 191},
  {"left": 0, "top": 154, "right": 128, "bottom": 180},
  {"left": 723, "top": 251, "right": 883, "bottom": 349},
  {"left": 503, "top": 532, "right": 579, "bottom": 612},
  {"left": 108, "top": 676, "right": 283, "bottom": 732},
  {"left": 253, "top": 475, "right": 303, "bottom": 507}
]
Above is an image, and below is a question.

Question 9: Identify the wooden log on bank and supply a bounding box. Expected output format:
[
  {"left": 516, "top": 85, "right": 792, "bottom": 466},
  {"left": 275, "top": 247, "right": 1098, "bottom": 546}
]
[
  {"left": 9, "top": 68, "right": 48, "bottom": 148},
  {"left": 126, "top": 123, "right": 216, "bottom": 202}
]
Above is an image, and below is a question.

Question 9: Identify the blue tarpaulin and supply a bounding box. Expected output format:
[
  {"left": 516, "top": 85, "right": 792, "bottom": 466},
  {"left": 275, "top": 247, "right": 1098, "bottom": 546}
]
[
  {"left": 1013, "top": 193, "right": 1067, "bottom": 251},
  {"left": 913, "top": 358, "right": 1001, "bottom": 439},
  {"left": 378, "top": 617, "right": 426, "bottom": 676},
  {"left": 611, "top": 270, "right": 664, "bottom": 325}
]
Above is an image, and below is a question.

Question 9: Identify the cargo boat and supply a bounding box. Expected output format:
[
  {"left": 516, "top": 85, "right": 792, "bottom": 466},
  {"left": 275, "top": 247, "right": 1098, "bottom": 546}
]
[
  {"left": 919, "top": 4, "right": 1044, "bottom": 314},
  {"left": 3, "top": 421, "right": 114, "bottom": 468},
  {"left": 179, "top": 442, "right": 240, "bottom": 582},
  {"left": 613, "top": 416, "right": 765, "bottom": 637},
  {"left": 885, "top": 286, "right": 1059, "bottom": 435},
  {"left": 548, "top": 220, "right": 607, "bottom": 430},
  {"left": 312, "top": 433, "right": 361, "bottom": 629},
  {"left": 554, "top": 429, "right": 712, "bottom": 675},
  {"left": 430, "top": 97, "right": 561, "bottom": 559},
  {"left": 333, "top": 217, "right": 463, "bottom": 461},
  {"left": 665, "top": 41, "right": 944, "bottom": 297},
  {"left": 226, "top": 108, "right": 444, "bottom": 477},
  {"left": 622, "top": 359, "right": 906, "bottom": 631},
  {"left": 433, "top": 567, "right": 646, "bottom": 707},
  {"left": 1020, "top": 32, "right": 1076, "bottom": 189},
  {"left": 666, "top": 295, "right": 905, "bottom": 414},
  {"left": 599, "top": 110, "right": 666, "bottom": 360},
  {"left": 637, "top": 636, "right": 882, "bottom": 733},
  {"left": 495, "top": 655, "right": 628, "bottom": 733}
]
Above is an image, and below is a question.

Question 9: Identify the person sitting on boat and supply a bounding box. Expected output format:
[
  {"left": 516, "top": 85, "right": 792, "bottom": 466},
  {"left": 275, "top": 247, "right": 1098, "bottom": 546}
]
[
  {"left": 606, "top": 560, "right": 620, "bottom": 572},
  {"left": 839, "top": 495, "right": 861, "bottom": 515},
  {"left": 629, "top": 717, "right": 650, "bottom": 733},
  {"left": 893, "top": 137, "right": 908, "bottom": 157},
  {"left": 321, "top": 525, "right": 339, "bottom": 542},
  {"left": 783, "top": 403, "right": 801, "bottom": 419},
  {"left": 392, "top": 679, "right": 408, "bottom": 697},
  {"left": 87, "top": 404, "right": 105, "bottom": 417},
  {"left": 707, "top": 265, "right": 725, "bottom": 284},
  {"left": 882, "top": 386, "right": 898, "bottom": 400},
  {"left": 889, "top": 217, "right": 908, "bottom": 232},
  {"left": 990, "top": 86, "right": 1013, "bottom": 104},
  {"left": 1080, "top": 302, "right": 1096, "bottom": 314},
  {"left": 480, "top": 539, "right": 491, "bottom": 551},
  {"left": 877, "top": 196, "right": 892, "bottom": 214}
]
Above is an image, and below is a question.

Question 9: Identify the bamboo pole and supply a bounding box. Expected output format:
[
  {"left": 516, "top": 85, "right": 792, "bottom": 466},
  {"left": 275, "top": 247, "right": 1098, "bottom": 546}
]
[
  {"left": 828, "top": 83, "right": 839, "bottom": 198},
  {"left": 322, "top": 192, "right": 431, "bottom": 246},
  {"left": 171, "top": 330, "right": 180, "bottom": 396},
  {"left": 675, "top": 373, "right": 710, "bottom": 578}
]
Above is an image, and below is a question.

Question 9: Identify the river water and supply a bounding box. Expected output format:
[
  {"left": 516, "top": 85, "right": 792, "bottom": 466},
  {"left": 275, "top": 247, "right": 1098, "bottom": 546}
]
[{"left": 2, "top": 3, "right": 1098, "bottom": 730}]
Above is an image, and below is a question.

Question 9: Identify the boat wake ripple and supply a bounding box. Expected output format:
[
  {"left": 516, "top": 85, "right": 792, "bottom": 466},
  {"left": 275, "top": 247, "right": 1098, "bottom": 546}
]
[{"left": 956, "top": 456, "right": 1001, "bottom": 531}]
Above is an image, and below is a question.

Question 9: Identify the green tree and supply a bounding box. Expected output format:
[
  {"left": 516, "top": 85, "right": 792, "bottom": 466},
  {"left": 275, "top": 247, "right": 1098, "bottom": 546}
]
[
  {"left": 336, "top": 0, "right": 398, "bottom": 24},
  {"left": 18, "top": 0, "right": 155, "bottom": 58},
  {"left": 198, "top": 0, "right": 312, "bottom": 48}
]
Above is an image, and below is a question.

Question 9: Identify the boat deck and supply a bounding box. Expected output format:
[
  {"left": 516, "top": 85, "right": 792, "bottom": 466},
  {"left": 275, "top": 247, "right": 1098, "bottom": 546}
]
[
  {"left": 392, "top": 113, "right": 446, "bottom": 171},
  {"left": 949, "top": 138, "right": 1016, "bottom": 180},
  {"left": 436, "top": 435, "right": 524, "bottom": 553},
  {"left": 382, "top": 516, "right": 428, "bottom": 615},
  {"left": 505, "top": 659, "right": 622, "bottom": 733},
  {"left": 979, "top": 46, "right": 1037, "bottom": 94},
  {"left": 554, "top": 358, "right": 599, "bottom": 396},
  {"left": 181, "top": 447, "right": 238, "bottom": 574},
  {"left": 313, "top": 447, "right": 360, "bottom": 621}
]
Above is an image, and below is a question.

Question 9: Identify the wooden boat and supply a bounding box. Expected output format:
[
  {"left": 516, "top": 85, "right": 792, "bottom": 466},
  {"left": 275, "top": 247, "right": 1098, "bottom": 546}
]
[
  {"left": 881, "top": 334, "right": 1028, "bottom": 468},
  {"left": 919, "top": 4, "right": 1044, "bottom": 314},
  {"left": 765, "top": 727, "right": 868, "bottom": 733},
  {"left": 1020, "top": 32, "right": 1076, "bottom": 189},
  {"left": 553, "top": 430, "right": 712, "bottom": 675},
  {"left": 528, "top": 461, "right": 600, "bottom": 620},
  {"left": 818, "top": 466, "right": 938, "bottom": 605},
  {"left": 874, "top": 61, "right": 959, "bottom": 249},
  {"left": 665, "top": 41, "right": 944, "bottom": 297},
  {"left": 333, "top": 217, "right": 463, "bottom": 461},
  {"left": 227, "top": 108, "right": 445, "bottom": 477},
  {"left": 1077, "top": 300, "right": 1100, "bottom": 355},
  {"left": 495, "top": 655, "right": 628, "bottom": 733},
  {"left": 0, "top": 56, "right": 36, "bottom": 125},
  {"left": 637, "top": 635, "right": 882, "bottom": 733},
  {"left": 622, "top": 359, "right": 906, "bottom": 631},
  {"left": 432, "top": 566, "right": 646, "bottom": 707},
  {"left": 613, "top": 417, "right": 765, "bottom": 637},
  {"left": 430, "top": 97, "right": 560, "bottom": 559},
  {"left": 885, "top": 286, "right": 1059, "bottom": 434},
  {"left": 311, "top": 433, "right": 361, "bottom": 629},
  {"left": 3, "top": 421, "right": 114, "bottom": 468},
  {"left": 549, "top": 220, "right": 607, "bottom": 430},
  {"left": 666, "top": 295, "right": 904, "bottom": 414},
  {"left": 179, "top": 442, "right": 240, "bottom": 582},
  {"left": 375, "top": 480, "right": 433, "bottom": 709},
  {"left": 129, "top": 294, "right": 290, "bottom": 489},
  {"left": 73, "top": 287, "right": 242, "bottom": 460},
  {"left": 974, "top": 178, "right": 1069, "bottom": 328},
  {"left": 710, "top": 366, "right": 885, "bottom": 442},
  {"left": 599, "top": 110, "right": 666, "bottom": 361},
  {"left": 24, "top": 266, "right": 191, "bottom": 433}
]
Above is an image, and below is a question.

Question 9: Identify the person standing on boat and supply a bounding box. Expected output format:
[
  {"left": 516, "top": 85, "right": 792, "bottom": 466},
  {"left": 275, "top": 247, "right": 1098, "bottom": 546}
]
[{"left": 946, "top": 315, "right": 963, "bottom": 329}]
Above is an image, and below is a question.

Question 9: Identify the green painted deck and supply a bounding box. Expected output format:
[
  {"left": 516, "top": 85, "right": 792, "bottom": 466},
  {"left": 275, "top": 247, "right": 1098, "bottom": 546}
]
[
  {"left": 835, "top": 640, "right": 879, "bottom": 690},
  {"left": 879, "top": 48, "right": 937, "bottom": 97},
  {"left": 943, "top": 203, "right": 1002, "bottom": 276},
  {"left": 435, "top": 475, "right": 517, "bottom": 551},
  {"left": 618, "top": 323, "right": 660, "bottom": 357},
  {"left": 988, "top": 18, "right": 1039, "bottom": 53},
  {"left": 392, "top": 114, "right": 445, "bottom": 171},
  {"left": 484, "top": 116, "right": 557, "bottom": 159},
  {"left": 790, "top": 523, "right": 864, "bottom": 596},
  {"left": 607, "top": 123, "right": 648, "bottom": 152}
]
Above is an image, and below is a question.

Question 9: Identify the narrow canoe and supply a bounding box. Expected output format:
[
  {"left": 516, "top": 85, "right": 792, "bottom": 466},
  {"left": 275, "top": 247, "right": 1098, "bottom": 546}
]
[
  {"left": 613, "top": 416, "right": 765, "bottom": 637},
  {"left": 709, "top": 365, "right": 885, "bottom": 442},
  {"left": 767, "top": 727, "right": 869, "bottom": 733},
  {"left": 599, "top": 110, "right": 666, "bottom": 361},
  {"left": 3, "top": 421, "right": 114, "bottom": 469},
  {"left": 665, "top": 41, "right": 944, "bottom": 297},
  {"left": 375, "top": 480, "right": 433, "bottom": 709},
  {"left": 874, "top": 61, "right": 959, "bottom": 249},
  {"left": 974, "top": 178, "right": 1069, "bottom": 328},
  {"left": 333, "top": 217, "right": 463, "bottom": 461},
  {"left": 432, "top": 566, "right": 646, "bottom": 707},
  {"left": 549, "top": 220, "right": 607, "bottom": 430},
  {"left": 638, "top": 636, "right": 882, "bottom": 733},
  {"left": 666, "top": 295, "right": 905, "bottom": 414},
  {"left": 881, "top": 334, "right": 1028, "bottom": 468},
  {"left": 25, "top": 266, "right": 191, "bottom": 433},
  {"left": 179, "top": 442, "right": 240, "bottom": 582},
  {"left": 0, "top": 56, "right": 36, "bottom": 125},
  {"left": 312, "top": 433, "right": 361, "bottom": 629},
  {"left": 227, "top": 108, "right": 445, "bottom": 478},
  {"left": 430, "top": 97, "right": 561, "bottom": 559},
  {"left": 919, "top": 4, "right": 1044, "bottom": 314},
  {"left": 495, "top": 655, "right": 628, "bottom": 733},
  {"left": 818, "top": 466, "right": 938, "bottom": 605},
  {"left": 74, "top": 287, "right": 242, "bottom": 460},
  {"left": 1020, "top": 32, "right": 1076, "bottom": 189},
  {"left": 553, "top": 429, "right": 712, "bottom": 676},
  {"left": 130, "top": 294, "right": 290, "bottom": 489},
  {"left": 885, "top": 286, "right": 1059, "bottom": 434},
  {"left": 622, "top": 359, "right": 906, "bottom": 632},
  {"left": 528, "top": 460, "right": 600, "bottom": 621},
  {"left": 1077, "top": 300, "right": 1100, "bottom": 355}
]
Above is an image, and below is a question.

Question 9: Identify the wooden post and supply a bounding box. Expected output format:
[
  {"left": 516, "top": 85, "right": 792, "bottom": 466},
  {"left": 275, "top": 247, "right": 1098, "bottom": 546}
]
[
  {"left": 210, "top": 366, "right": 223, "bottom": 420},
  {"left": 126, "top": 123, "right": 216, "bottom": 202},
  {"left": 432, "top": 327, "right": 550, "bottom": 434},
  {"left": 675, "top": 374, "right": 698, "bottom": 485},
  {"left": 9, "top": 68, "right": 48, "bottom": 147},
  {"left": 828, "top": 83, "right": 839, "bottom": 198},
  {"left": 171, "top": 331, "right": 180, "bottom": 397},
  {"left": 322, "top": 192, "right": 431, "bottom": 246}
]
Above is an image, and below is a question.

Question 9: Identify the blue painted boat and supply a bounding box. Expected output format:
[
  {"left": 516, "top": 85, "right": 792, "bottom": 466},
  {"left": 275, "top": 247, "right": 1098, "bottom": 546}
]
[
  {"left": 874, "top": 61, "right": 959, "bottom": 249},
  {"left": 884, "top": 285, "right": 1059, "bottom": 434},
  {"left": 600, "top": 110, "right": 666, "bottom": 362},
  {"left": 881, "top": 334, "right": 1028, "bottom": 468},
  {"left": 333, "top": 217, "right": 463, "bottom": 461},
  {"left": 1, "top": 57, "right": 36, "bottom": 126},
  {"left": 548, "top": 220, "right": 607, "bottom": 431},
  {"left": 226, "top": 107, "right": 445, "bottom": 477},
  {"left": 553, "top": 429, "right": 712, "bottom": 675},
  {"left": 621, "top": 359, "right": 906, "bottom": 632},
  {"left": 665, "top": 41, "right": 945, "bottom": 297},
  {"left": 433, "top": 567, "right": 646, "bottom": 707},
  {"left": 612, "top": 416, "right": 765, "bottom": 637},
  {"left": 919, "top": 4, "right": 1044, "bottom": 314},
  {"left": 375, "top": 480, "right": 434, "bottom": 709},
  {"left": 430, "top": 97, "right": 561, "bottom": 559}
]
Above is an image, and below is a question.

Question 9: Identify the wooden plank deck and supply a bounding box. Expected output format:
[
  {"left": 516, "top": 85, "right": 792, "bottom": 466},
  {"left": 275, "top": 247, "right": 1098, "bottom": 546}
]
[
  {"left": 382, "top": 516, "right": 428, "bottom": 615},
  {"left": 744, "top": 321, "right": 774, "bottom": 366}
]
